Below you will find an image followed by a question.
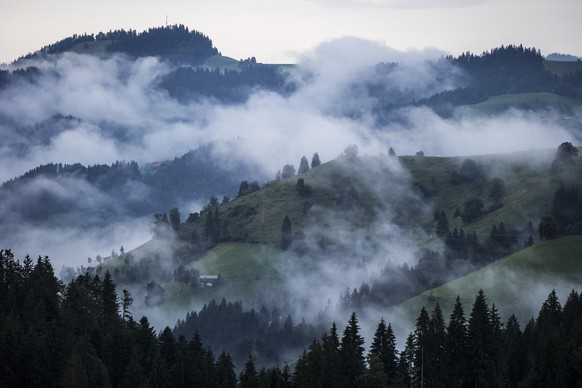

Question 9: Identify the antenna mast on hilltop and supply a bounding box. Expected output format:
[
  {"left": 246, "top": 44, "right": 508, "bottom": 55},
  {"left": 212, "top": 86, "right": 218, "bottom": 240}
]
[{"left": 166, "top": 15, "right": 168, "bottom": 27}]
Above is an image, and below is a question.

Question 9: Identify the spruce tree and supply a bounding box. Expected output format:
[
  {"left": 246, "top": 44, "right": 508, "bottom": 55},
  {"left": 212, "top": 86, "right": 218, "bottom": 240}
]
[
  {"left": 305, "top": 339, "right": 324, "bottom": 388},
  {"left": 239, "top": 354, "right": 258, "bottom": 388},
  {"left": 215, "top": 351, "right": 237, "bottom": 388},
  {"left": 311, "top": 152, "right": 321, "bottom": 168},
  {"left": 398, "top": 333, "right": 415, "bottom": 387},
  {"left": 280, "top": 216, "right": 292, "bottom": 250},
  {"left": 368, "top": 318, "right": 398, "bottom": 383},
  {"left": 429, "top": 303, "right": 448, "bottom": 387},
  {"left": 298, "top": 155, "right": 310, "bottom": 174},
  {"left": 503, "top": 315, "right": 527, "bottom": 387},
  {"left": 447, "top": 296, "right": 468, "bottom": 387},
  {"left": 340, "top": 312, "right": 366, "bottom": 387},
  {"left": 436, "top": 210, "right": 450, "bottom": 236},
  {"left": 467, "top": 289, "right": 494, "bottom": 387},
  {"left": 322, "top": 323, "right": 342, "bottom": 388},
  {"left": 413, "top": 307, "right": 430, "bottom": 387}
]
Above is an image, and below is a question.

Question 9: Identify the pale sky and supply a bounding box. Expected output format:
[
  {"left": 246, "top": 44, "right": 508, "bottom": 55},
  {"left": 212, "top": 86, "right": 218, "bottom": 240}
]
[{"left": 1, "top": 0, "right": 581, "bottom": 64}]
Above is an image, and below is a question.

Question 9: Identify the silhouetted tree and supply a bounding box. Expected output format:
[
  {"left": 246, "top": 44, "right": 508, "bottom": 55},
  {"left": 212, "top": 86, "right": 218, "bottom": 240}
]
[
  {"left": 281, "top": 164, "right": 296, "bottom": 179},
  {"left": 538, "top": 215, "right": 558, "bottom": 240},
  {"left": 552, "top": 141, "right": 579, "bottom": 169},
  {"left": 340, "top": 312, "right": 365, "bottom": 386},
  {"left": 298, "top": 156, "right": 310, "bottom": 174},
  {"left": 280, "top": 216, "right": 292, "bottom": 250},
  {"left": 169, "top": 207, "right": 181, "bottom": 231},
  {"left": 311, "top": 152, "right": 321, "bottom": 168}
]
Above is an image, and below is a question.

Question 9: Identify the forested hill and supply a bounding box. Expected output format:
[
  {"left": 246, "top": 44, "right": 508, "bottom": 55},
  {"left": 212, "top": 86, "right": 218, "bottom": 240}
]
[
  {"left": 19, "top": 24, "right": 219, "bottom": 64},
  {"left": 0, "top": 140, "right": 257, "bottom": 226},
  {"left": 414, "top": 45, "right": 582, "bottom": 117}
]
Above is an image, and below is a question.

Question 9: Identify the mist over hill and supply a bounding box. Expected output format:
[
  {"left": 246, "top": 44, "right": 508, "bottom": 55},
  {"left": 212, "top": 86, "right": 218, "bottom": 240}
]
[
  {"left": 1, "top": 25, "right": 582, "bottom": 385},
  {"left": 0, "top": 25, "right": 580, "bottom": 314}
]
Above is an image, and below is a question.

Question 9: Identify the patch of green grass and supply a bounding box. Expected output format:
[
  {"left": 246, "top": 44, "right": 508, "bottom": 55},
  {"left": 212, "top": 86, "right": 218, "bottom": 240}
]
[
  {"left": 389, "top": 236, "right": 582, "bottom": 326},
  {"left": 456, "top": 93, "right": 582, "bottom": 116},
  {"left": 202, "top": 55, "right": 241, "bottom": 70},
  {"left": 174, "top": 242, "right": 289, "bottom": 304}
]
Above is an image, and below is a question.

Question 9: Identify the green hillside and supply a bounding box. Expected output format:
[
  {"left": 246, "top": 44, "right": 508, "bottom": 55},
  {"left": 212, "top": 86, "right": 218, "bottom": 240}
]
[
  {"left": 389, "top": 235, "right": 582, "bottom": 326},
  {"left": 110, "top": 147, "right": 581, "bottom": 323},
  {"left": 180, "top": 149, "right": 566, "bottom": 250},
  {"left": 456, "top": 92, "right": 582, "bottom": 116}
]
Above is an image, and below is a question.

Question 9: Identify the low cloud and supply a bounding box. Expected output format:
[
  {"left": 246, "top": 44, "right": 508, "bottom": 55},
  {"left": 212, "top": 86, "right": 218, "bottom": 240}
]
[{"left": 0, "top": 37, "right": 578, "bottom": 335}]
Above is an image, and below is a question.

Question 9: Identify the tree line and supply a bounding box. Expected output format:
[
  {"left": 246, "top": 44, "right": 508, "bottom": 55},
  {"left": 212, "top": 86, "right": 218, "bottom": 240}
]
[
  {"left": 282, "top": 289, "right": 582, "bottom": 387},
  {"left": 2, "top": 249, "right": 580, "bottom": 387},
  {"left": 419, "top": 44, "right": 582, "bottom": 116}
]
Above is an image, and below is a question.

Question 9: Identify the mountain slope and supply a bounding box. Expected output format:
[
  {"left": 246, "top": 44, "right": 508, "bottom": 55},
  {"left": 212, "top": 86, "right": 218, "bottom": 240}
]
[{"left": 389, "top": 235, "right": 582, "bottom": 327}]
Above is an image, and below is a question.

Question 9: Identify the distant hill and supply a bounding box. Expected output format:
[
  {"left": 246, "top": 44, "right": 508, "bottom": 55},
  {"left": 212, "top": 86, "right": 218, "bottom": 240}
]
[
  {"left": 412, "top": 45, "right": 582, "bottom": 118},
  {"left": 20, "top": 24, "right": 218, "bottom": 64},
  {"left": 0, "top": 140, "right": 263, "bottom": 228},
  {"left": 546, "top": 53, "right": 581, "bottom": 62}
]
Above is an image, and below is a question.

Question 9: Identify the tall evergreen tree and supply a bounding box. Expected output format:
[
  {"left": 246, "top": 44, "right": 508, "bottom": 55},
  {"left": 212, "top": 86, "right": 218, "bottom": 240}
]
[
  {"left": 101, "top": 271, "right": 119, "bottom": 319},
  {"left": 436, "top": 210, "right": 450, "bottom": 237},
  {"left": 215, "top": 351, "right": 237, "bottom": 388},
  {"left": 368, "top": 318, "right": 398, "bottom": 383},
  {"left": 447, "top": 296, "right": 468, "bottom": 387},
  {"left": 413, "top": 307, "right": 430, "bottom": 387},
  {"left": 169, "top": 207, "right": 181, "bottom": 231},
  {"left": 503, "top": 314, "right": 527, "bottom": 387},
  {"left": 281, "top": 216, "right": 293, "bottom": 250},
  {"left": 298, "top": 156, "right": 310, "bottom": 174},
  {"left": 239, "top": 354, "right": 258, "bottom": 388},
  {"left": 340, "top": 312, "right": 366, "bottom": 387},
  {"left": 311, "top": 152, "right": 321, "bottom": 168},
  {"left": 467, "top": 289, "right": 495, "bottom": 387},
  {"left": 322, "top": 323, "right": 342, "bottom": 388},
  {"left": 305, "top": 339, "right": 324, "bottom": 388},
  {"left": 429, "top": 303, "right": 448, "bottom": 387},
  {"left": 398, "top": 333, "right": 415, "bottom": 387}
]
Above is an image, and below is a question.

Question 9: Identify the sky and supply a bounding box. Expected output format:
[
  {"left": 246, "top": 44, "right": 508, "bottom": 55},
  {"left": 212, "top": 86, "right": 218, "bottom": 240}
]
[{"left": 1, "top": 0, "right": 581, "bottom": 64}]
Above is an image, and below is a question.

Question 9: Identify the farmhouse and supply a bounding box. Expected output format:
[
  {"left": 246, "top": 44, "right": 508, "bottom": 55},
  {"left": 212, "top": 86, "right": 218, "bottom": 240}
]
[{"left": 199, "top": 275, "right": 219, "bottom": 287}]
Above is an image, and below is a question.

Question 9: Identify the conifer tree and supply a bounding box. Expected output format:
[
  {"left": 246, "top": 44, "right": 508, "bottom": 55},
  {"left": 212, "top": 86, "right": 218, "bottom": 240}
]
[
  {"left": 121, "top": 289, "right": 134, "bottom": 321},
  {"left": 436, "top": 210, "right": 450, "bottom": 236},
  {"left": 503, "top": 314, "right": 527, "bottom": 387},
  {"left": 305, "top": 339, "right": 324, "bottom": 388},
  {"left": 322, "top": 323, "right": 342, "bottom": 388},
  {"left": 413, "top": 307, "right": 430, "bottom": 387},
  {"left": 368, "top": 318, "right": 398, "bottom": 383},
  {"left": 447, "top": 296, "right": 468, "bottom": 387},
  {"left": 215, "top": 351, "right": 237, "bottom": 388},
  {"left": 429, "top": 303, "right": 448, "bottom": 387},
  {"left": 120, "top": 351, "right": 145, "bottom": 388},
  {"left": 281, "top": 216, "right": 292, "bottom": 250},
  {"left": 298, "top": 155, "right": 310, "bottom": 174},
  {"left": 467, "top": 289, "right": 495, "bottom": 387},
  {"left": 340, "top": 312, "right": 366, "bottom": 387},
  {"left": 239, "top": 354, "right": 258, "bottom": 388},
  {"left": 398, "top": 333, "right": 415, "bottom": 387},
  {"left": 202, "top": 347, "right": 217, "bottom": 388},
  {"left": 311, "top": 152, "right": 321, "bottom": 168},
  {"left": 101, "top": 271, "right": 119, "bottom": 318}
]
